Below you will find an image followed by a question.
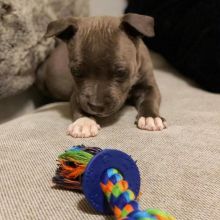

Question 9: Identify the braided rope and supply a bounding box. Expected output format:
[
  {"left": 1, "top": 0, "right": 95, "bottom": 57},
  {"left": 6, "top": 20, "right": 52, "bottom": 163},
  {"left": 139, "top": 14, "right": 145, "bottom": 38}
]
[
  {"left": 53, "top": 146, "right": 102, "bottom": 190},
  {"left": 100, "top": 168, "right": 175, "bottom": 220},
  {"left": 53, "top": 146, "right": 175, "bottom": 219}
]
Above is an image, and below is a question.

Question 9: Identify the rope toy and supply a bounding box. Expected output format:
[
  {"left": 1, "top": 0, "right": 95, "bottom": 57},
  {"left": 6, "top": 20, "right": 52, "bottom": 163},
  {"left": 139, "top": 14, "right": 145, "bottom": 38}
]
[{"left": 53, "top": 145, "right": 175, "bottom": 220}]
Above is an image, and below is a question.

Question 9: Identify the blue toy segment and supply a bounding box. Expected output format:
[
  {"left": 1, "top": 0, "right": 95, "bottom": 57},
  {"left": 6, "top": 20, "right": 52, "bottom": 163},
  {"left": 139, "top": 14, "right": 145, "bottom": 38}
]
[
  {"left": 115, "top": 192, "right": 133, "bottom": 210},
  {"left": 82, "top": 149, "right": 141, "bottom": 214},
  {"left": 109, "top": 173, "right": 123, "bottom": 185},
  {"left": 128, "top": 210, "right": 157, "bottom": 219},
  {"left": 109, "top": 193, "right": 118, "bottom": 208}
]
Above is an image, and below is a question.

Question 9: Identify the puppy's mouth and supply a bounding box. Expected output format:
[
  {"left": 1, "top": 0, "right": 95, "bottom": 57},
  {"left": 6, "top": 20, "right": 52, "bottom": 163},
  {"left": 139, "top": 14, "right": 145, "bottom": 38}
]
[
  {"left": 83, "top": 108, "right": 116, "bottom": 118},
  {"left": 79, "top": 102, "right": 119, "bottom": 118},
  {"left": 78, "top": 96, "right": 124, "bottom": 118}
]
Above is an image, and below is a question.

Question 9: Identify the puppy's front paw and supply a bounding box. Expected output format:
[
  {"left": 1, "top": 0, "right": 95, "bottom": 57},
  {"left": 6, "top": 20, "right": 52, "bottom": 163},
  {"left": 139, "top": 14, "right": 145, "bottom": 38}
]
[
  {"left": 67, "top": 117, "right": 101, "bottom": 138},
  {"left": 137, "top": 117, "right": 167, "bottom": 131}
]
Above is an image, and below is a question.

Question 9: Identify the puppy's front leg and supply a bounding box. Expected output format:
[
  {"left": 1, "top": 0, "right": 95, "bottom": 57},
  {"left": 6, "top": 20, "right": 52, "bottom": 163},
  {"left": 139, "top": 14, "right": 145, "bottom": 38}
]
[
  {"left": 131, "top": 80, "right": 167, "bottom": 131},
  {"left": 67, "top": 95, "right": 101, "bottom": 138}
]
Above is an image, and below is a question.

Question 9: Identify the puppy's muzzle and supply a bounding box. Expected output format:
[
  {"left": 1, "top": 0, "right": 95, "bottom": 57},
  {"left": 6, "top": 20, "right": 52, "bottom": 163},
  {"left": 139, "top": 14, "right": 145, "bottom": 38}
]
[{"left": 87, "top": 101, "right": 105, "bottom": 113}]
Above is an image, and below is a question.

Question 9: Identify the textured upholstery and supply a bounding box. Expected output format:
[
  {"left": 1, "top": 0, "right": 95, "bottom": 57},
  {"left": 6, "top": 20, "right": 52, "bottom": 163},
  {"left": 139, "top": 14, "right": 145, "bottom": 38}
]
[{"left": 0, "top": 61, "right": 220, "bottom": 219}]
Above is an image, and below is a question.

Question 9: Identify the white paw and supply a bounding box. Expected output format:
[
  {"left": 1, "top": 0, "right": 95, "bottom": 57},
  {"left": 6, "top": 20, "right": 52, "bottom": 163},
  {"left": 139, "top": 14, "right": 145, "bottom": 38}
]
[
  {"left": 137, "top": 117, "right": 167, "bottom": 131},
  {"left": 67, "top": 117, "right": 101, "bottom": 138}
]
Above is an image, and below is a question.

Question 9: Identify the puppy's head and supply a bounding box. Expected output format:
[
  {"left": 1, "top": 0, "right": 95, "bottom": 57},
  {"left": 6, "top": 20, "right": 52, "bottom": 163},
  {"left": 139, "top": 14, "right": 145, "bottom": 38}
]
[{"left": 45, "top": 14, "right": 154, "bottom": 117}]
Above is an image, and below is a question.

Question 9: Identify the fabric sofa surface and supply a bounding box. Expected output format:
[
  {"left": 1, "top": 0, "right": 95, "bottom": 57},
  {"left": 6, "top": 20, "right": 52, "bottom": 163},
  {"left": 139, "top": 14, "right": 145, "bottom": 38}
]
[{"left": 0, "top": 59, "right": 219, "bottom": 219}]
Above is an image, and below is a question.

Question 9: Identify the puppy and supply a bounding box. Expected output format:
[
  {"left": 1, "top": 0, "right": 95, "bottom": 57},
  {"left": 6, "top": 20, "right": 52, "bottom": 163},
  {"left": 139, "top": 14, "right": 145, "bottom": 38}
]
[{"left": 37, "top": 13, "right": 167, "bottom": 138}]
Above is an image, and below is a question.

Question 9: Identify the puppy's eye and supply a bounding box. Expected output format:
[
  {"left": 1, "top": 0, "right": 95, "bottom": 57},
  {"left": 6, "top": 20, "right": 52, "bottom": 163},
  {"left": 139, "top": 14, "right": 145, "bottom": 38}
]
[
  {"left": 115, "top": 69, "right": 128, "bottom": 81},
  {"left": 70, "top": 67, "right": 82, "bottom": 77}
]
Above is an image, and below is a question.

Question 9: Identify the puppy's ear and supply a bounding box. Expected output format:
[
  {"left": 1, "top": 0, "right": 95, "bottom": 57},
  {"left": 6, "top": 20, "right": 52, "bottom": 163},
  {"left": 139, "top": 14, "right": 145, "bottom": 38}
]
[
  {"left": 122, "top": 13, "right": 155, "bottom": 38},
  {"left": 44, "top": 17, "right": 78, "bottom": 41}
]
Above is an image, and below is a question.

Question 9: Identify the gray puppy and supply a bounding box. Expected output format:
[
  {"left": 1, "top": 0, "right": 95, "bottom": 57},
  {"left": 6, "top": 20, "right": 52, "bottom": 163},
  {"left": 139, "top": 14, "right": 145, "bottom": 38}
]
[{"left": 37, "top": 13, "right": 167, "bottom": 138}]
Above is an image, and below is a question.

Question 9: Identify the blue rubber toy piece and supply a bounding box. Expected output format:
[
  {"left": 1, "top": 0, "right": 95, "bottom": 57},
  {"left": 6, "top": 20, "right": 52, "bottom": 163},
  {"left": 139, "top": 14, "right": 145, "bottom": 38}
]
[{"left": 82, "top": 149, "right": 141, "bottom": 214}]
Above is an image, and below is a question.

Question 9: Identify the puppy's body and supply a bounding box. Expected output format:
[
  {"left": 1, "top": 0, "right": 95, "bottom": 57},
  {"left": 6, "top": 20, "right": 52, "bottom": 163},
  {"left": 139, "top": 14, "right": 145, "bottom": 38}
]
[
  {"left": 37, "top": 14, "right": 167, "bottom": 138},
  {"left": 37, "top": 42, "right": 73, "bottom": 101}
]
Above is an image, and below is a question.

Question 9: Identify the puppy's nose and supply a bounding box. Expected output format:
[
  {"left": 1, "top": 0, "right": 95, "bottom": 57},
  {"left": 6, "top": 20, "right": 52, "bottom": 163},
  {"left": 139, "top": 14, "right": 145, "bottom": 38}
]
[{"left": 88, "top": 102, "right": 105, "bottom": 112}]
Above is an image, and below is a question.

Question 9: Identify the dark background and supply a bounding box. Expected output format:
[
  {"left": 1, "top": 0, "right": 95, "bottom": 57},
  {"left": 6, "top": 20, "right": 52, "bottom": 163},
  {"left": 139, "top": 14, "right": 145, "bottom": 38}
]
[{"left": 126, "top": 0, "right": 220, "bottom": 93}]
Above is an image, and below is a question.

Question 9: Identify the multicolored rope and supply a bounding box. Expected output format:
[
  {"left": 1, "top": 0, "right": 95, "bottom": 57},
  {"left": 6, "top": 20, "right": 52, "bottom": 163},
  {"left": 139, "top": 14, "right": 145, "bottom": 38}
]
[
  {"left": 100, "top": 168, "right": 175, "bottom": 220},
  {"left": 53, "top": 145, "right": 175, "bottom": 220},
  {"left": 53, "top": 145, "right": 102, "bottom": 190}
]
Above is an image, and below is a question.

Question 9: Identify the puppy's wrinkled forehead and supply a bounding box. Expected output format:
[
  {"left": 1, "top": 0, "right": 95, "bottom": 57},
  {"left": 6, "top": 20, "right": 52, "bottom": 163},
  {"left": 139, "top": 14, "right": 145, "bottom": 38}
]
[
  {"left": 71, "top": 17, "right": 121, "bottom": 64},
  {"left": 45, "top": 14, "right": 155, "bottom": 66},
  {"left": 79, "top": 16, "right": 120, "bottom": 38},
  {"left": 45, "top": 14, "right": 155, "bottom": 43}
]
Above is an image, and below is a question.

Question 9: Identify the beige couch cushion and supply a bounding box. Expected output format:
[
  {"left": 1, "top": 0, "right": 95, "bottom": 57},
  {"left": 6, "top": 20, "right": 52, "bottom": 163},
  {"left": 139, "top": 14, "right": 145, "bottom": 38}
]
[{"left": 0, "top": 67, "right": 219, "bottom": 219}]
